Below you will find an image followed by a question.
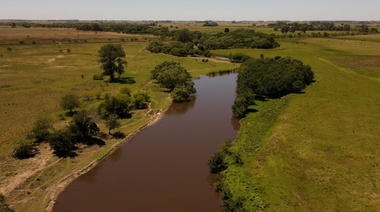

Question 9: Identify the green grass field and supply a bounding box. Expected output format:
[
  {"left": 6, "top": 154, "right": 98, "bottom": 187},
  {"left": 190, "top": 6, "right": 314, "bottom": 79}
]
[
  {"left": 213, "top": 35, "right": 380, "bottom": 210},
  {"left": 0, "top": 27, "right": 238, "bottom": 211},
  {"left": 1, "top": 25, "right": 379, "bottom": 211}
]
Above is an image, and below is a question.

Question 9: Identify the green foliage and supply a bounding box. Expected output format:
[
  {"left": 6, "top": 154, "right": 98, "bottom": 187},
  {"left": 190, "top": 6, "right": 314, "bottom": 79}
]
[
  {"left": 105, "top": 114, "right": 121, "bottom": 134},
  {"left": 119, "top": 87, "right": 131, "bottom": 96},
  {"left": 171, "top": 87, "right": 190, "bottom": 103},
  {"left": 12, "top": 140, "right": 37, "bottom": 159},
  {"left": 68, "top": 111, "right": 100, "bottom": 142},
  {"left": 60, "top": 93, "right": 80, "bottom": 113},
  {"left": 93, "top": 74, "right": 104, "bottom": 80},
  {"left": 49, "top": 129, "right": 76, "bottom": 157},
  {"left": 147, "top": 28, "right": 279, "bottom": 57},
  {"left": 0, "top": 194, "right": 14, "bottom": 212},
  {"left": 208, "top": 151, "right": 228, "bottom": 173},
  {"left": 97, "top": 95, "right": 132, "bottom": 118},
  {"left": 151, "top": 61, "right": 196, "bottom": 102},
  {"left": 203, "top": 21, "right": 219, "bottom": 27},
  {"left": 238, "top": 57, "right": 314, "bottom": 98},
  {"left": 132, "top": 92, "right": 151, "bottom": 109},
  {"left": 229, "top": 53, "right": 252, "bottom": 63},
  {"left": 98, "top": 44, "right": 127, "bottom": 81},
  {"left": 28, "top": 117, "right": 53, "bottom": 143}
]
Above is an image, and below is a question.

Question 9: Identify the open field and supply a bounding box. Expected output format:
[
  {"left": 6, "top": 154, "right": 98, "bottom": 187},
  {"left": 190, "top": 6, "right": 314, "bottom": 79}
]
[
  {"left": 213, "top": 34, "right": 380, "bottom": 210},
  {"left": 0, "top": 27, "right": 238, "bottom": 211},
  {"left": 1, "top": 25, "right": 380, "bottom": 211}
]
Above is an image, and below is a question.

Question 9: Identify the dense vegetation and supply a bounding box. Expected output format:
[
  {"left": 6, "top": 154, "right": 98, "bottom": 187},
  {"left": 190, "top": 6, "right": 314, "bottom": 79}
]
[
  {"left": 147, "top": 28, "right": 279, "bottom": 57},
  {"left": 231, "top": 56, "right": 314, "bottom": 118},
  {"left": 268, "top": 21, "right": 379, "bottom": 34},
  {"left": 151, "top": 61, "right": 196, "bottom": 102}
]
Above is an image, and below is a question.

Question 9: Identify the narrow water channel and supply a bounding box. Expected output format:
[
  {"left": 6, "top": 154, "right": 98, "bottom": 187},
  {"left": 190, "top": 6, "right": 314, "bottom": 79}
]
[{"left": 54, "top": 73, "right": 239, "bottom": 212}]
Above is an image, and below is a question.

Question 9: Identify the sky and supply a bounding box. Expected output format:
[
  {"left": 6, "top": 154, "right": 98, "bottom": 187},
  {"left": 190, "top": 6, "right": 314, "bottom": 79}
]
[{"left": 1, "top": 0, "right": 379, "bottom": 21}]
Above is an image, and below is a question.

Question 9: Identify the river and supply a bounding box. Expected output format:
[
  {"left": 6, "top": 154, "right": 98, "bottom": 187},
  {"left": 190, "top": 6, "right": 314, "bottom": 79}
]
[{"left": 53, "top": 73, "right": 239, "bottom": 212}]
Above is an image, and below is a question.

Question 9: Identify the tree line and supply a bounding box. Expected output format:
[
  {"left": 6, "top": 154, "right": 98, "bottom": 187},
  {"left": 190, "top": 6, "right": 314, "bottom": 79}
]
[
  {"left": 268, "top": 21, "right": 379, "bottom": 34},
  {"left": 147, "top": 28, "right": 280, "bottom": 57},
  {"left": 232, "top": 56, "right": 314, "bottom": 118}
]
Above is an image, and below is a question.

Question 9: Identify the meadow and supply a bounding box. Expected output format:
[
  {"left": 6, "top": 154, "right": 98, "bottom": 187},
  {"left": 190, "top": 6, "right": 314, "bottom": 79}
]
[
  {"left": 213, "top": 35, "right": 380, "bottom": 210},
  {"left": 0, "top": 27, "right": 238, "bottom": 211},
  {"left": 0, "top": 24, "right": 379, "bottom": 211}
]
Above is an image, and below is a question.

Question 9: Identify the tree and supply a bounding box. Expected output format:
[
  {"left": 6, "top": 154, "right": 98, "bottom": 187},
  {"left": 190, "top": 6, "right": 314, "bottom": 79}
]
[
  {"left": 97, "top": 95, "right": 132, "bottom": 118},
  {"left": 224, "top": 28, "right": 230, "bottom": 33},
  {"left": 28, "top": 117, "right": 53, "bottom": 143},
  {"left": 60, "top": 93, "right": 80, "bottom": 114},
  {"left": 98, "top": 44, "right": 127, "bottom": 81},
  {"left": 49, "top": 129, "right": 76, "bottom": 157},
  {"left": 12, "top": 140, "right": 37, "bottom": 159},
  {"left": 69, "top": 111, "right": 99, "bottom": 141},
  {"left": 105, "top": 114, "right": 121, "bottom": 134},
  {"left": 151, "top": 61, "right": 196, "bottom": 102}
]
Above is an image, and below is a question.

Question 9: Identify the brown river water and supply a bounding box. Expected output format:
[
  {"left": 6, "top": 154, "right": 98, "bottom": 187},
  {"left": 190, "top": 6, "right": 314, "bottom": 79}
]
[{"left": 53, "top": 73, "right": 239, "bottom": 212}]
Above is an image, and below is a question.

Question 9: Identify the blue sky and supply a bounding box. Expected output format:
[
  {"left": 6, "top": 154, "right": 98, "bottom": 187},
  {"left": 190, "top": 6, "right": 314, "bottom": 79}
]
[{"left": 1, "top": 0, "right": 379, "bottom": 21}]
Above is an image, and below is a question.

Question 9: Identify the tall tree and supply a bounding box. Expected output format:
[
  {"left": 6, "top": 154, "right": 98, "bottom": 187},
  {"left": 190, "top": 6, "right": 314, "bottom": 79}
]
[{"left": 98, "top": 44, "right": 127, "bottom": 81}]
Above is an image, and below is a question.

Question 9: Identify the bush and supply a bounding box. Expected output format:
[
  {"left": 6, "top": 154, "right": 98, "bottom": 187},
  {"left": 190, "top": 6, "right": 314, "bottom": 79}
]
[
  {"left": 97, "top": 95, "right": 132, "bottom": 118},
  {"left": 93, "top": 74, "right": 104, "bottom": 80},
  {"left": 28, "top": 117, "right": 53, "bottom": 143},
  {"left": 132, "top": 92, "right": 150, "bottom": 109},
  {"left": 49, "top": 129, "right": 76, "bottom": 157},
  {"left": 229, "top": 53, "right": 252, "bottom": 63},
  {"left": 171, "top": 87, "right": 190, "bottom": 103},
  {"left": 13, "top": 140, "right": 37, "bottom": 159},
  {"left": 120, "top": 87, "right": 131, "bottom": 96},
  {"left": 60, "top": 93, "right": 80, "bottom": 113},
  {"left": 208, "top": 151, "right": 228, "bottom": 173}
]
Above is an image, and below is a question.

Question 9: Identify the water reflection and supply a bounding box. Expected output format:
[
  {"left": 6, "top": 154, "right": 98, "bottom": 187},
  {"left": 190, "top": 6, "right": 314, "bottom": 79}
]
[{"left": 166, "top": 97, "right": 196, "bottom": 115}]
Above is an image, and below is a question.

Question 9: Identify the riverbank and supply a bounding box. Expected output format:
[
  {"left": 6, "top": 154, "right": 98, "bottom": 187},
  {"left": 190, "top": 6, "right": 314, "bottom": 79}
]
[{"left": 45, "top": 107, "right": 168, "bottom": 211}]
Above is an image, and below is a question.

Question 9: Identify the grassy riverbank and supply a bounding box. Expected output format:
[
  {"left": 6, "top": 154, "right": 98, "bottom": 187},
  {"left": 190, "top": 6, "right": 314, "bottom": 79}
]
[
  {"left": 0, "top": 27, "right": 238, "bottom": 211},
  {"left": 213, "top": 35, "right": 380, "bottom": 210}
]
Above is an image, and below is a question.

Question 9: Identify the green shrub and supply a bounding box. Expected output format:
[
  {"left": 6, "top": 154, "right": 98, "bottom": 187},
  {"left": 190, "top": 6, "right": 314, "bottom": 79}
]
[
  {"left": 12, "top": 140, "right": 37, "bottom": 159},
  {"left": 93, "top": 74, "right": 104, "bottom": 80},
  {"left": 132, "top": 92, "right": 151, "bottom": 109}
]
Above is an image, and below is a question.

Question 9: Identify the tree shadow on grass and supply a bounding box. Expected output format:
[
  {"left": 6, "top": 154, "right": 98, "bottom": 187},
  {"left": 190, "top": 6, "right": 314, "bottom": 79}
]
[
  {"left": 64, "top": 110, "right": 78, "bottom": 117},
  {"left": 112, "top": 131, "right": 126, "bottom": 139},
  {"left": 84, "top": 137, "right": 106, "bottom": 147},
  {"left": 54, "top": 146, "right": 78, "bottom": 158},
  {"left": 110, "top": 76, "right": 136, "bottom": 84}
]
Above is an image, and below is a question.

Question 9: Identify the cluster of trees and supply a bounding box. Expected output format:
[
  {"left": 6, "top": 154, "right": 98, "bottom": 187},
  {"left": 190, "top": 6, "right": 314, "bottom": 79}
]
[
  {"left": 12, "top": 111, "right": 101, "bottom": 158},
  {"left": 203, "top": 21, "right": 218, "bottom": 27},
  {"left": 2, "top": 21, "right": 171, "bottom": 37},
  {"left": 151, "top": 61, "right": 196, "bottom": 102},
  {"left": 269, "top": 21, "right": 379, "bottom": 35},
  {"left": 232, "top": 56, "right": 314, "bottom": 118},
  {"left": 12, "top": 44, "right": 152, "bottom": 159},
  {"left": 147, "top": 28, "right": 279, "bottom": 57}
]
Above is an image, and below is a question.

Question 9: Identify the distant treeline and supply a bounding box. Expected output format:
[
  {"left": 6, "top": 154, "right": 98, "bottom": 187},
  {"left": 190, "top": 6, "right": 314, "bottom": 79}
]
[
  {"left": 1, "top": 21, "right": 172, "bottom": 36},
  {"left": 146, "top": 28, "right": 280, "bottom": 57},
  {"left": 269, "top": 21, "right": 379, "bottom": 34}
]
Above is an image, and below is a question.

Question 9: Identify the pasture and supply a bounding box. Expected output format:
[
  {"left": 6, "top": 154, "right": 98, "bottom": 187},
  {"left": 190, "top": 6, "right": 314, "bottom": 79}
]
[
  {"left": 0, "top": 27, "right": 238, "bottom": 211},
  {"left": 213, "top": 34, "right": 380, "bottom": 210}
]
